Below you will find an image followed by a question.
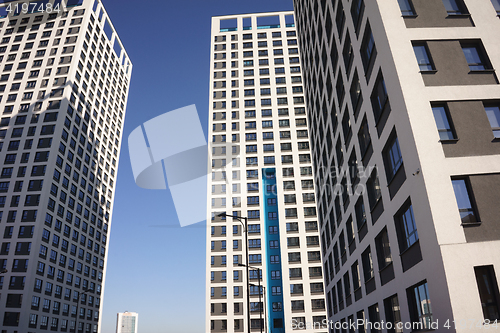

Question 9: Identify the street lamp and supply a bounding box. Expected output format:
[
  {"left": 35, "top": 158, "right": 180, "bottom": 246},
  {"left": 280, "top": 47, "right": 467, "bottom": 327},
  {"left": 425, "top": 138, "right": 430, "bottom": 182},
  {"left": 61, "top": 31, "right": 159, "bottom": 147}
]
[
  {"left": 240, "top": 264, "right": 264, "bottom": 333},
  {"left": 218, "top": 212, "right": 250, "bottom": 333},
  {"left": 0, "top": 269, "right": 8, "bottom": 274},
  {"left": 75, "top": 287, "right": 90, "bottom": 333}
]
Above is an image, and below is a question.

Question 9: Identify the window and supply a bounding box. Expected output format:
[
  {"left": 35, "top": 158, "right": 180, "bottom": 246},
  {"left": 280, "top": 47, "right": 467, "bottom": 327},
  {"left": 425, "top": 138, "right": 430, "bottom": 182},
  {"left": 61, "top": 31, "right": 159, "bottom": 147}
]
[
  {"left": 395, "top": 202, "right": 419, "bottom": 252},
  {"left": 442, "top": 0, "right": 467, "bottom": 15},
  {"left": 474, "top": 265, "right": 500, "bottom": 320},
  {"left": 375, "top": 228, "right": 392, "bottom": 270},
  {"left": 462, "top": 43, "right": 489, "bottom": 70},
  {"left": 407, "top": 281, "right": 433, "bottom": 329},
  {"left": 367, "top": 168, "right": 381, "bottom": 209},
  {"left": 384, "top": 295, "right": 403, "bottom": 333},
  {"left": 249, "top": 254, "right": 261, "bottom": 264},
  {"left": 383, "top": 134, "right": 403, "bottom": 180},
  {"left": 290, "top": 285, "right": 304, "bottom": 298},
  {"left": 451, "top": 178, "right": 478, "bottom": 224},
  {"left": 432, "top": 105, "right": 455, "bottom": 140},
  {"left": 289, "top": 268, "right": 302, "bottom": 279},
  {"left": 371, "top": 73, "right": 388, "bottom": 122},
  {"left": 361, "top": 247, "right": 374, "bottom": 283},
  {"left": 413, "top": 44, "right": 434, "bottom": 71},
  {"left": 398, "top": 0, "right": 415, "bottom": 15},
  {"left": 248, "top": 239, "right": 261, "bottom": 248},
  {"left": 484, "top": 105, "right": 500, "bottom": 138},
  {"left": 492, "top": 0, "right": 500, "bottom": 14},
  {"left": 358, "top": 117, "right": 371, "bottom": 156},
  {"left": 360, "top": 24, "right": 375, "bottom": 71}
]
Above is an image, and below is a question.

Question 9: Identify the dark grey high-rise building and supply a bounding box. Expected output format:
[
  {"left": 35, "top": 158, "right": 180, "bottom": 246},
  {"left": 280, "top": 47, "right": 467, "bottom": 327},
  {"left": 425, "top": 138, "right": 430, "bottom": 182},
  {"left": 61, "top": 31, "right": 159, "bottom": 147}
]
[
  {"left": 0, "top": 1, "right": 132, "bottom": 332},
  {"left": 294, "top": 0, "right": 500, "bottom": 331}
]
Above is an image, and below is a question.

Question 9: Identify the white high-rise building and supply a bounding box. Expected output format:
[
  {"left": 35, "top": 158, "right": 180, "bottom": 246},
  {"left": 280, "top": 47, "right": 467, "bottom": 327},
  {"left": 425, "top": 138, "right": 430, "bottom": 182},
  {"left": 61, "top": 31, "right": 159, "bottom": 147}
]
[
  {"left": 207, "top": 11, "right": 327, "bottom": 333},
  {"left": 293, "top": 0, "right": 500, "bottom": 331},
  {"left": 116, "top": 312, "right": 138, "bottom": 333},
  {"left": 0, "top": 1, "right": 132, "bottom": 332}
]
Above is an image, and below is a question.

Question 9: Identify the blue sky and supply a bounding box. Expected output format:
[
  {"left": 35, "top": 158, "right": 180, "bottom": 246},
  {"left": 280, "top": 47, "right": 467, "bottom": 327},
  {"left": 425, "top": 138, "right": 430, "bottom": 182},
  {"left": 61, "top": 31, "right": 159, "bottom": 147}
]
[{"left": 100, "top": 0, "right": 294, "bottom": 332}]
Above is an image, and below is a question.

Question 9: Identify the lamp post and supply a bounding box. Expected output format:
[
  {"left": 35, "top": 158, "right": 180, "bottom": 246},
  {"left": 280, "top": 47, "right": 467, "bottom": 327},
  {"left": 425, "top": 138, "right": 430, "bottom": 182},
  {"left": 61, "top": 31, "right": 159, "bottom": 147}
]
[
  {"left": 260, "top": 285, "right": 267, "bottom": 333},
  {"left": 218, "top": 213, "right": 250, "bottom": 333},
  {"left": 74, "top": 287, "right": 90, "bottom": 333},
  {"left": 0, "top": 269, "right": 7, "bottom": 274},
  {"left": 241, "top": 264, "right": 263, "bottom": 333}
]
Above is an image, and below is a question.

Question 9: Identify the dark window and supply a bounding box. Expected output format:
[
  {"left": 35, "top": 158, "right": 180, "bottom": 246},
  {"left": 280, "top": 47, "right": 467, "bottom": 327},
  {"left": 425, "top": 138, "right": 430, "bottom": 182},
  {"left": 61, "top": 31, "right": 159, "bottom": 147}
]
[
  {"left": 358, "top": 117, "right": 371, "bottom": 156},
  {"left": 366, "top": 168, "right": 381, "bottom": 209},
  {"left": 474, "top": 265, "right": 500, "bottom": 320},
  {"left": 360, "top": 23, "right": 375, "bottom": 72},
  {"left": 361, "top": 247, "right": 374, "bottom": 283},
  {"left": 371, "top": 73, "right": 388, "bottom": 123},
  {"left": 384, "top": 294, "right": 403, "bottom": 333},
  {"left": 351, "top": 0, "right": 365, "bottom": 30},
  {"left": 375, "top": 228, "right": 392, "bottom": 270},
  {"left": 350, "top": 71, "right": 361, "bottom": 112},
  {"left": 368, "top": 304, "right": 380, "bottom": 333},
  {"left": 395, "top": 201, "right": 419, "bottom": 252},
  {"left": 406, "top": 281, "right": 433, "bottom": 329},
  {"left": 355, "top": 197, "right": 367, "bottom": 231}
]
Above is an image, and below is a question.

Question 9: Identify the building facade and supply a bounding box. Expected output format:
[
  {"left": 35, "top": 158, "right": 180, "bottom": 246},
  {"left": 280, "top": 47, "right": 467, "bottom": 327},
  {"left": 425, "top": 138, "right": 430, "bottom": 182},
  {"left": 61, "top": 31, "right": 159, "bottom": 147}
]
[
  {"left": 207, "top": 12, "right": 328, "bottom": 333},
  {"left": 294, "top": 0, "right": 500, "bottom": 332},
  {"left": 116, "top": 312, "right": 138, "bottom": 333},
  {"left": 0, "top": 0, "right": 132, "bottom": 332}
]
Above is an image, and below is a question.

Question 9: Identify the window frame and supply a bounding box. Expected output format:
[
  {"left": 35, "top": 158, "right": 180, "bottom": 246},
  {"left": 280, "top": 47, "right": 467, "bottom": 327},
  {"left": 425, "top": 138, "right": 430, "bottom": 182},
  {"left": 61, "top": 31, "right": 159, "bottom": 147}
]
[
  {"left": 370, "top": 71, "right": 389, "bottom": 123},
  {"left": 406, "top": 281, "right": 433, "bottom": 330},
  {"left": 398, "top": 0, "right": 416, "bottom": 16},
  {"left": 360, "top": 23, "right": 376, "bottom": 72},
  {"left": 394, "top": 199, "right": 419, "bottom": 253},
  {"left": 412, "top": 43, "right": 435, "bottom": 72},
  {"left": 451, "top": 177, "right": 479, "bottom": 225},
  {"left": 484, "top": 104, "right": 500, "bottom": 139},
  {"left": 474, "top": 265, "right": 500, "bottom": 321},
  {"left": 442, "top": 0, "right": 468, "bottom": 15},
  {"left": 431, "top": 104, "right": 456, "bottom": 141},
  {"left": 461, "top": 42, "right": 491, "bottom": 71},
  {"left": 491, "top": 0, "right": 500, "bottom": 14}
]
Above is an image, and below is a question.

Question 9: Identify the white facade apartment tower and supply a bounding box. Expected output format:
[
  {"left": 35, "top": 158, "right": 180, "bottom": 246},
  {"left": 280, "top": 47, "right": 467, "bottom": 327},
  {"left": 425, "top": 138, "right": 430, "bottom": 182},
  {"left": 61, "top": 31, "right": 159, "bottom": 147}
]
[
  {"left": 293, "top": 0, "right": 500, "bottom": 332},
  {"left": 116, "top": 312, "right": 138, "bottom": 333},
  {"left": 207, "top": 12, "right": 327, "bottom": 333},
  {"left": 0, "top": 0, "right": 132, "bottom": 332}
]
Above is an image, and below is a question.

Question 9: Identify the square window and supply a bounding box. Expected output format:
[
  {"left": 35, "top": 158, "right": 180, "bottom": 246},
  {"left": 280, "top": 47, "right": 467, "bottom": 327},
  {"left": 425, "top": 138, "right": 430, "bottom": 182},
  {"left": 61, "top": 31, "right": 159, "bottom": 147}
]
[{"left": 461, "top": 43, "right": 489, "bottom": 71}]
